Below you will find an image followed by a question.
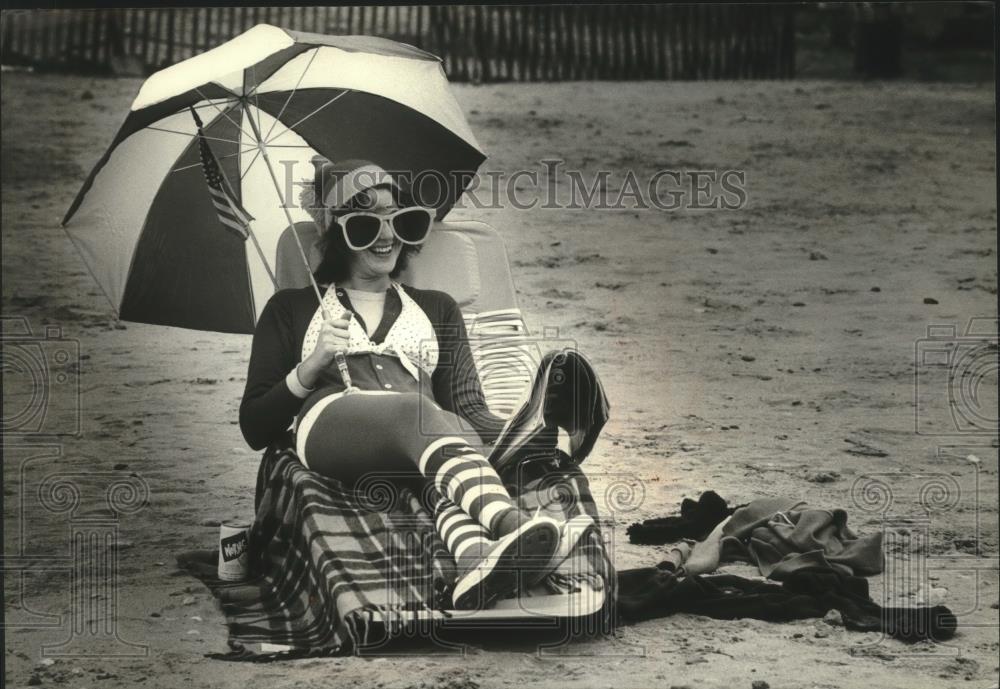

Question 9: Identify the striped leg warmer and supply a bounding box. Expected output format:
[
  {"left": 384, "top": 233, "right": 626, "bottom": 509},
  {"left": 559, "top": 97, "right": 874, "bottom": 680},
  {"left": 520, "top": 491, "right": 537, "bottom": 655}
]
[
  {"left": 419, "top": 437, "right": 524, "bottom": 537},
  {"left": 434, "top": 497, "right": 492, "bottom": 568}
]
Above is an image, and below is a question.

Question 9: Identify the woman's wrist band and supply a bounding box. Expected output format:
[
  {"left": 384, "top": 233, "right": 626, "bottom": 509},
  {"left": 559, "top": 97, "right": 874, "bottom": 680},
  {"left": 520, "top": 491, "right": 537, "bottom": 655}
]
[{"left": 286, "top": 364, "right": 316, "bottom": 399}]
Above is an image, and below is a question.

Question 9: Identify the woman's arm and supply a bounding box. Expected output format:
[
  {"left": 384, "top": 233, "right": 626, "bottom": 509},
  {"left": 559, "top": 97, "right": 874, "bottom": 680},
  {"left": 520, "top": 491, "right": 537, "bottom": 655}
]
[
  {"left": 431, "top": 295, "right": 506, "bottom": 445},
  {"left": 239, "top": 293, "right": 309, "bottom": 450}
]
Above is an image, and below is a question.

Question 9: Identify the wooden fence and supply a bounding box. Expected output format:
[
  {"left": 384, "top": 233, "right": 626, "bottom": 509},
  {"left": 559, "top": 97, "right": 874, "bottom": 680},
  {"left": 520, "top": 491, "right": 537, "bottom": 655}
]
[{"left": 0, "top": 5, "right": 795, "bottom": 81}]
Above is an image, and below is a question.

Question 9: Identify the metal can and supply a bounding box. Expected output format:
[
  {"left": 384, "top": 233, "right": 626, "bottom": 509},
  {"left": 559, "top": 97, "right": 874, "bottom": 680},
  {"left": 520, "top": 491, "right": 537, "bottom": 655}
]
[{"left": 217, "top": 521, "right": 250, "bottom": 581}]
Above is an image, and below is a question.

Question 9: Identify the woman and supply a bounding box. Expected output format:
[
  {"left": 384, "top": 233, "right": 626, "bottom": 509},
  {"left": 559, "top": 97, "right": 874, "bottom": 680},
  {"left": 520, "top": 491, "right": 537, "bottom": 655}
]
[{"left": 240, "top": 159, "right": 586, "bottom": 610}]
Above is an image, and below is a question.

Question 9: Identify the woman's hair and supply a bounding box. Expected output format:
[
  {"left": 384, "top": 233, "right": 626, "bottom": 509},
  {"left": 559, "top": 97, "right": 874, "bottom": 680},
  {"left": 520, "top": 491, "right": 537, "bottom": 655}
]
[{"left": 312, "top": 184, "right": 423, "bottom": 285}]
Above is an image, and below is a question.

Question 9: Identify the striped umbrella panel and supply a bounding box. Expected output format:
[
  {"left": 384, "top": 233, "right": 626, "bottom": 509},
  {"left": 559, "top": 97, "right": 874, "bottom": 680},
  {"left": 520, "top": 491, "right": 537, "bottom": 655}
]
[{"left": 120, "top": 103, "right": 255, "bottom": 333}]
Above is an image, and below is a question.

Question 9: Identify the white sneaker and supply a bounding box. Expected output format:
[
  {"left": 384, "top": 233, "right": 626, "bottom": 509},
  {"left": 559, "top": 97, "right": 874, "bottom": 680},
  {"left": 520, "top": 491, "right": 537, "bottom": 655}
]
[{"left": 450, "top": 515, "right": 560, "bottom": 610}]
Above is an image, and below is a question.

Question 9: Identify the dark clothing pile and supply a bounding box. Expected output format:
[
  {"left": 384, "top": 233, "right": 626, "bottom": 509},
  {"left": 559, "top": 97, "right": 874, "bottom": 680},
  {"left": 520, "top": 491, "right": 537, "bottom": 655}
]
[
  {"left": 630, "top": 493, "right": 883, "bottom": 580},
  {"left": 720, "top": 497, "right": 884, "bottom": 580},
  {"left": 627, "top": 490, "right": 735, "bottom": 544},
  {"left": 621, "top": 492, "right": 958, "bottom": 643},
  {"left": 616, "top": 566, "right": 957, "bottom": 643}
]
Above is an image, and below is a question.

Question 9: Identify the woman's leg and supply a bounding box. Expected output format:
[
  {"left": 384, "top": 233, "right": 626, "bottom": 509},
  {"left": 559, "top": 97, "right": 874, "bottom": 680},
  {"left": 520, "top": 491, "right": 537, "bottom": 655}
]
[
  {"left": 297, "top": 390, "right": 531, "bottom": 538},
  {"left": 434, "top": 496, "right": 492, "bottom": 569},
  {"left": 297, "top": 390, "right": 561, "bottom": 608}
]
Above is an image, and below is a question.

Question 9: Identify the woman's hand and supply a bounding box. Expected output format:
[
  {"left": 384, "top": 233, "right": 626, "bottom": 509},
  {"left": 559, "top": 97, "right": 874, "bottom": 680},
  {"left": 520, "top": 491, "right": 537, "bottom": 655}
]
[{"left": 296, "top": 315, "right": 351, "bottom": 389}]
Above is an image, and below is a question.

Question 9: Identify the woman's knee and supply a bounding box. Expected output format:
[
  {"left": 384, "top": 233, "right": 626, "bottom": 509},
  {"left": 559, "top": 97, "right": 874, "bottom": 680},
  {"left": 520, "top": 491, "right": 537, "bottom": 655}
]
[
  {"left": 384, "top": 392, "right": 483, "bottom": 451},
  {"left": 385, "top": 391, "right": 425, "bottom": 418}
]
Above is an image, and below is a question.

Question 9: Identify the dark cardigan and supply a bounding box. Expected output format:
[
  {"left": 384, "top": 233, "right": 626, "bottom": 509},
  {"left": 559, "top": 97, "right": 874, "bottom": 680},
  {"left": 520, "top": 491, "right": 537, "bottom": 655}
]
[{"left": 239, "top": 284, "right": 504, "bottom": 450}]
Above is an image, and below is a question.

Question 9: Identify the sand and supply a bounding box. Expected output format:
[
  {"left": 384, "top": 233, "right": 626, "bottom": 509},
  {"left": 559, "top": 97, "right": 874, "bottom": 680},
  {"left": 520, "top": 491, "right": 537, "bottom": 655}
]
[{"left": 3, "top": 71, "right": 998, "bottom": 689}]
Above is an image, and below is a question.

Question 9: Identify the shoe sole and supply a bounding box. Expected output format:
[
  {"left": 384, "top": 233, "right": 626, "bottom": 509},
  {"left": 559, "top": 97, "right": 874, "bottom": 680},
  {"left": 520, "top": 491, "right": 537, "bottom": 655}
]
[
  {"left": 540, "top": 514, "right": 595, "bottom": 574},
  {"left": 451, "top": 519, "right": 560, "bottom": 610},
  {"left": 491, "top": 354, "right": 583, "bottom": 474},
  {"left": 488, "top": 363, "right": 551, "bottom": 472}
]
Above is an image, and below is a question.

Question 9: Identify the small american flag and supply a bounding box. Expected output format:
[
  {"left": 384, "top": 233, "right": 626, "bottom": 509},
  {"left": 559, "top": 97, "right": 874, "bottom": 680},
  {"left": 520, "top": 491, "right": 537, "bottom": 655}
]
[{"left": 189, "top": 107, "right": 253, "bottom": 240}]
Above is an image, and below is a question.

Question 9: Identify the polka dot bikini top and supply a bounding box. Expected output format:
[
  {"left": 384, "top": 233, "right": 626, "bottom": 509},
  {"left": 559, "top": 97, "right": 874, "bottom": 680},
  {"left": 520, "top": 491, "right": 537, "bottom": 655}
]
[{"left": 301, "top": 282, "right": 439, "bottom": 380}]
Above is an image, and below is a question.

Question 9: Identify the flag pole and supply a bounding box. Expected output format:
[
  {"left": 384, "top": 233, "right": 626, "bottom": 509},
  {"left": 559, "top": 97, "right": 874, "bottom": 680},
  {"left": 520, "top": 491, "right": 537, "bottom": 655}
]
[{"left": 187, "top": 107, "right": 277, "bottom": 291}]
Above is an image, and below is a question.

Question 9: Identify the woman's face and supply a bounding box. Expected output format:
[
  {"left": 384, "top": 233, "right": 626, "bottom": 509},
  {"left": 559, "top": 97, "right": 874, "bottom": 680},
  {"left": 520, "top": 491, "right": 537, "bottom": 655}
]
[{"left": 344, "top": 187, "right": 402, "bottom": 281}]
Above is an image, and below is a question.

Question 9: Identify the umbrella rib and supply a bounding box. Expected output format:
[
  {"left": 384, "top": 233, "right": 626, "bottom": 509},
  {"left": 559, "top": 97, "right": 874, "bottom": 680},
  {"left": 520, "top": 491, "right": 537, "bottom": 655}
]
[
  {"left": 262, "top": 46, "right": 320, "bottom": 143},
  {"left": 240, "top": 101, "right": 261, "bottom": 182},
  {"left": 243, "top": 64, "right": 266, "bottom": 142},
  {"left": 189, "top": 99, "right": 237, "bottom": 111},
  {"left": 194, "top": 87, "right": 245, "bottom": 133},
  {"left": 144, "top": 125, "right": 242, "bottom": 146},
  {"left": 240, "top": 147, "right": 264, "bottom": 182},
  {"left": 238, "top": 144, "right": 314, "bottom": 182},
  {"left": 171, "top": 146, "right": 260, "bottom": 174},
  {"left": 248, "top": 143, "right": 315, "bottom": 148},
  {"left": 238, "top": 66, "right": 270, "bottom": 181},
  {"left": 265, "top": 90, "right": 349, "bottom": 145},
  {"left": 185, "top": 104, "right": 278, "bottom": 295},
  {"left": 240, "top": 98, "right": 312, "bottom": 182},
  {"left": 251, "top": 64, "right": 264, "bottom": 129},
  {"left": 231, "top": 99, "right": 279, "bottom": 295}
]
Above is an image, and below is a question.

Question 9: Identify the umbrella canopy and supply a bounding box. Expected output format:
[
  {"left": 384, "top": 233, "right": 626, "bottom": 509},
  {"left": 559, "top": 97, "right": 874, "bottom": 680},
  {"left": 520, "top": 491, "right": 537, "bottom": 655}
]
[{"left": 62, "top": 24, "right": 485, "bottom": 334}]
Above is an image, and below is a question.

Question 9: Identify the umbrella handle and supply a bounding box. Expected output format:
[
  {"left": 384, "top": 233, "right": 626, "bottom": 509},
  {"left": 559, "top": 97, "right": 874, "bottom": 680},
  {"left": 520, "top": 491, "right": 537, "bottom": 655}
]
[
  {"left": 334, "top": 350, "right": 358, "bottom": 394},
  {"left": 317, "top": 306, "right": 356, "bottom": 393}
]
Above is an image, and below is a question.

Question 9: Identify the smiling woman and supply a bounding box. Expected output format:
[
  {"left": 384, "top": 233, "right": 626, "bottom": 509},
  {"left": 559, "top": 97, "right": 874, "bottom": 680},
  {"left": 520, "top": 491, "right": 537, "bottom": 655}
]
[
  {"left": 238, "top": 159, "right": 602, "bottom": 611},
  {"left": 311, "top": 159, "right": 429, "bottom": 287}
]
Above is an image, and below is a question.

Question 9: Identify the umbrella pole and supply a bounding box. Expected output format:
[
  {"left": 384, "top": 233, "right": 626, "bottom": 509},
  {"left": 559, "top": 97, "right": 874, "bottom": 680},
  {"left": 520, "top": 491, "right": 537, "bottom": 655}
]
[
  {"left": 243, "top": 104, "right": 359, "bottom": 393},
  {"left": 244, "top": 221, "right": 278, "bottom": 290},
  {"left": 242, "top": 104, "right": 329, "bottom": 320}
]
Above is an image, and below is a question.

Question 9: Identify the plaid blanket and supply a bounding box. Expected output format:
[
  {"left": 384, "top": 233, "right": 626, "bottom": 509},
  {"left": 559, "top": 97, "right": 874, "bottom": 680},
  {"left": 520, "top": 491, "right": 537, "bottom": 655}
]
[{"left": 179, "top": 443, "right": 615, "bottom": 660}]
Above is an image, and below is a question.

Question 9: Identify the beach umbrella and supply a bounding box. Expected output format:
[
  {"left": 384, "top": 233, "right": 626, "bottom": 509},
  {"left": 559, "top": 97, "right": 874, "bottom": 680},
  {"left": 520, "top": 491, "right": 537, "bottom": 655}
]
[{"left": 62, "top": 24, "right": 485, "bottom": 334}]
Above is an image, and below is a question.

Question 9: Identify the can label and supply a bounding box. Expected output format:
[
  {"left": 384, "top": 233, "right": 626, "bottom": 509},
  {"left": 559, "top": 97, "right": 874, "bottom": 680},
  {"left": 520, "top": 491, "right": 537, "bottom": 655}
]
[{"left": 217, "top": 521, "right": 250, "bottom": 581}]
